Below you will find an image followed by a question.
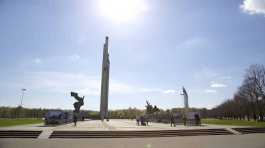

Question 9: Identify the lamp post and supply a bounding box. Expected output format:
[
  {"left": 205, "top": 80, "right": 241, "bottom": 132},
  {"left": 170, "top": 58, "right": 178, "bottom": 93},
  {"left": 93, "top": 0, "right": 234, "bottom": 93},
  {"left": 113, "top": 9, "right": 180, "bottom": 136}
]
[{"left": 20, "top": 88, "right": 27, "bottom": 107}]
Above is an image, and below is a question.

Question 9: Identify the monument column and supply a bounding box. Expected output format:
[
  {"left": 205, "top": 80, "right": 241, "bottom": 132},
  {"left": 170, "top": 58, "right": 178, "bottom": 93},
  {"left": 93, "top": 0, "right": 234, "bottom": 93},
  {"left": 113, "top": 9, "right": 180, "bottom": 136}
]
[
  {"left": 100, "top": 36, "right": 110, "bottom": 121},
  {"left": 181, "top": 86, "right": 189, "bottom": 125},
  {"left": 182, "top": 87, "right": 189, "bottom": 110}
]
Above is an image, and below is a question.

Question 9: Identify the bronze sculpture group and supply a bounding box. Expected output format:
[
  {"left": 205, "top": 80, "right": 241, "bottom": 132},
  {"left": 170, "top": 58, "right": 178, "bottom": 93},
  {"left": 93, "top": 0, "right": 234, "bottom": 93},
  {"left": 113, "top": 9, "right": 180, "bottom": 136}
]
[{"left": 71, "top": 92, "right": 84, "bottom": 126}]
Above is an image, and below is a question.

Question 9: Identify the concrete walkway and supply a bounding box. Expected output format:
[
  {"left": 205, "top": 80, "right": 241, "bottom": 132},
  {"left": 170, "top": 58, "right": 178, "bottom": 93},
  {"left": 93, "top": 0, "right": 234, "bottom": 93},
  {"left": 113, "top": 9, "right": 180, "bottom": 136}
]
[
  {"left": 1, "top": 133, "right": 265, "bottom": 148},
  {"left": 1, "top": 119, "right": 265, "bottom": 147},
  {"left": 0, "top": 119, "right": 255, "bottom": 139}
]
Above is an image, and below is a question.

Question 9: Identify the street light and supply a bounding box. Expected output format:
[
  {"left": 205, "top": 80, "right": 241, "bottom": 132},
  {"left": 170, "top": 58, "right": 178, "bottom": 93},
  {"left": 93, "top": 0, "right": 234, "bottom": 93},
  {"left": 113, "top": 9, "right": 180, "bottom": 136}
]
[{"left": 20, "top": 88, "right": 27, "bottom": 107}]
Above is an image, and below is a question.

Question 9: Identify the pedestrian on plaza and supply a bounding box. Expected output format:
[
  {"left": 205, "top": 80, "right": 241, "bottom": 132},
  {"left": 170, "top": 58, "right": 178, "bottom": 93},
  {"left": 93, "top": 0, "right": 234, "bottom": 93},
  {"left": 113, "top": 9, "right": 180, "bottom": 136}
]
[{"left": 73, "top": 114, "right": 77, "bottom": 126}]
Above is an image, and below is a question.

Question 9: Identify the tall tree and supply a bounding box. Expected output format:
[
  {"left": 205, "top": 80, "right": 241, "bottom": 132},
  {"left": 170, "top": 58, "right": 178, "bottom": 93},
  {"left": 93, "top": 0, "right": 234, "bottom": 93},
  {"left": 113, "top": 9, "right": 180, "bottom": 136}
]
[{"left": 244, "top": 64, "right": 265, "bottom": 121}]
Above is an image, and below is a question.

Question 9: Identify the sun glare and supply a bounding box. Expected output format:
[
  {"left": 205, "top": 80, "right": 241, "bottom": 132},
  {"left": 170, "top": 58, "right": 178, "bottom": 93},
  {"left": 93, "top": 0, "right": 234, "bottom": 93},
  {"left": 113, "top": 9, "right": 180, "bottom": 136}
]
[{"left": 98, "top": 0, "right": 148, "bottom": 23}]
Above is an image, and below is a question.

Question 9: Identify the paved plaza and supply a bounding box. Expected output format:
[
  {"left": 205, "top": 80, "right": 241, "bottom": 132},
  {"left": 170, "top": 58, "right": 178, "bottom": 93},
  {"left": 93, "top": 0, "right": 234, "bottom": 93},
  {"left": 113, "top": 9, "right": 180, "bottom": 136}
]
[
  {"left": 0, "top": 119, "right": 258, "bottom": 138},
  {"left": 0, "top": 119, "right": 245, "bottom": 132},
  {"left": 0, "top": 119, "right": 265, "bottom": 148},
  {"left": 1, "top": 132, "right": 265, "bottom": 148}
]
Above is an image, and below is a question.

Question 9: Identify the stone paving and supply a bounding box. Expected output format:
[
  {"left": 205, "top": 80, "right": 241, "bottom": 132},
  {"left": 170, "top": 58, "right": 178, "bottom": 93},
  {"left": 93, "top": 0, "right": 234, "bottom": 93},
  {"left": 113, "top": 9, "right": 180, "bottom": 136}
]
[
  {"left": 0, "top": 119, "right": 249, "bottom": 139},
  {"left": 1, "top": 133, "right": 265, "bottom": 148},
  {"left": 1, "top": 119, "right": 265, "bottom": 148},
  {"left": 0, "top": 119, "right": 248, "bottom": 131}
]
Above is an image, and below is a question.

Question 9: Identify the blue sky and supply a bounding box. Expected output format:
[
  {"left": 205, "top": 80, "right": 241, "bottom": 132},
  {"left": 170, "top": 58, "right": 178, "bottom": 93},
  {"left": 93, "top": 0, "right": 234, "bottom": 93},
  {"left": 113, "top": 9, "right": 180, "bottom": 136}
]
[{"left": 0, "top": 0, "right": 265, "bottom": 110}]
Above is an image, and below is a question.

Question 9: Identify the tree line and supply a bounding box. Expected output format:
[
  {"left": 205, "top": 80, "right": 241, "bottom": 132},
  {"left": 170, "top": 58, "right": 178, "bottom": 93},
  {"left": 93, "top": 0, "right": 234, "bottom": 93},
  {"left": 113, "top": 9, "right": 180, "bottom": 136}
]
[
  {"left": 0, "top": 106, "right": 48, "bottom": 118},
  {"left": 0, "top": 106, "right": 96, "bottom": 119},
  {"left": 0, "top": 105, "right": 209, "bottom": 119},
  {"left": 209, "top": 64, "right": 265, "bottom": 121}
]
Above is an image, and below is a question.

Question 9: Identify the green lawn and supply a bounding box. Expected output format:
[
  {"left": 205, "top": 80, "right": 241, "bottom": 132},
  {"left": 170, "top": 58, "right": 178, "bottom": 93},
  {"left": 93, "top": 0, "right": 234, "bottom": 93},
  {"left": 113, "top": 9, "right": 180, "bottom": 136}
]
[
  {"left": 0, "top": 118, "right": 43, "bottom": 127},
  {"left": 202, "top": 118, "right": 265, "bottom": 127}
]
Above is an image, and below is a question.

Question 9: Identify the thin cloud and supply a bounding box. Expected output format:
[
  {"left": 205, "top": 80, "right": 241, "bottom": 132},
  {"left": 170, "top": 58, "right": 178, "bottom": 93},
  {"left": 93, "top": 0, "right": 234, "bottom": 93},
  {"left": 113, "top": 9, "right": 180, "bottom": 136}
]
[
  {"left": 163, "top": 89, "right": 177, "bottom": 94},
  {"left": 210, "top": 82, "right": 227, "bottom": 88},
  {"left": 138, "top": 88, "right": 164, "bottom": 93},
  {"left": 240, "top": 0, "right": 265, "bottom": 15},
  {"left": 176, "top": 37, "right": 211, "bottom": 49},
  {"left": 193, "top": 68, "right": 219, "bottom": 81},
  {"left": 68, "top": 54, "right": 81, "bottom": 61},
  {"left": 33, "top": 58, "right": 42, "bottom": 64},
  {"left": 218, "top": 76, "right": 232, "bottom": 80},
  {"left": 24, "top": 71, "right": 100, "bottom": 96},
  {"left": 19, "top": 71, "right": 177, "bottom": 96},
  {"left": 204, "top": 89, "right": 217, "bottom": 94}
]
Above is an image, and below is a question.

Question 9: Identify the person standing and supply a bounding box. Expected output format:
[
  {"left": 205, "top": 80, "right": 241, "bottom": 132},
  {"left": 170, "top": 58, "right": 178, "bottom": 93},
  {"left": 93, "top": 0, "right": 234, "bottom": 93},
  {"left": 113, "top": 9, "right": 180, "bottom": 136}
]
[
  {"left": 170, "top": 114, "right": 175, "bottom": 127},
  {"left": 73, "top": 114, "right": 77, "bottom": 126}
]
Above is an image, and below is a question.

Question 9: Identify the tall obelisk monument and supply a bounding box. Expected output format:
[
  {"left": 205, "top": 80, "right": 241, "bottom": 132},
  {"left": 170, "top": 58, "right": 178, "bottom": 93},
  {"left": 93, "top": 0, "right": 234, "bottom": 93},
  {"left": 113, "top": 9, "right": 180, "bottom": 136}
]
[{"left": 100, "top": 36, "right": 110, "bottom": 121}]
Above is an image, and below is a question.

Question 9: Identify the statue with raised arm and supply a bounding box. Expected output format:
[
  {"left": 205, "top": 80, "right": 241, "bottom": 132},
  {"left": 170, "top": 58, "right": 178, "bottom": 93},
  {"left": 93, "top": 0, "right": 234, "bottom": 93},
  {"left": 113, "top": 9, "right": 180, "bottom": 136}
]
[
  {"left": 71, "top": 92, "right": 84, "bottom": 113},
  {"left": 180, "top": 87, "right": 189, "bottom": 126},
  {"left": 145, "top": 100, "right": 153, "bottom": 114},
  {"left": 180, "top": 87, "right": 189, "bottom": 109}
]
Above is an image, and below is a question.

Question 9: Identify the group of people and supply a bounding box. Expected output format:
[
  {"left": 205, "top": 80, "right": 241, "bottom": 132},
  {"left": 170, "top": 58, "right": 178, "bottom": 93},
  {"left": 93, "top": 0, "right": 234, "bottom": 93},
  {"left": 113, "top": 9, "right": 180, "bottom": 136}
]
[
  {"left": 136, "top": 113, "right": 201, "bottom": 127},
  {"left": 136, "top": 116, "right": 149, "bottom": 126}
]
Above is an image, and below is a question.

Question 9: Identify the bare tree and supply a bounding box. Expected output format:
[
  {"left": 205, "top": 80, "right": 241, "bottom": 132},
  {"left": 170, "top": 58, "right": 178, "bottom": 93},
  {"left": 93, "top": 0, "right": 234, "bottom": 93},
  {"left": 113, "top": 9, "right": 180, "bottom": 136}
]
[
  {"left": 209, "top": 64, "right": 265, "bottom": 121},
  {"left": 244, "top": 64, "right": 265, "bottom": 121}
]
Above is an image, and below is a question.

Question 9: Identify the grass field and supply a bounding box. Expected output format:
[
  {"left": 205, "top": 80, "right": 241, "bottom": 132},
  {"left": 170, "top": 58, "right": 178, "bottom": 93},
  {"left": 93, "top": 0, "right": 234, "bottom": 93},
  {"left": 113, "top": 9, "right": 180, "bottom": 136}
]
[
  {"left": 202, "top": 118, "right": 265, "bottom": 127},
  {"left": 0, "top": 118, "right": 43, "bottom": 127}
]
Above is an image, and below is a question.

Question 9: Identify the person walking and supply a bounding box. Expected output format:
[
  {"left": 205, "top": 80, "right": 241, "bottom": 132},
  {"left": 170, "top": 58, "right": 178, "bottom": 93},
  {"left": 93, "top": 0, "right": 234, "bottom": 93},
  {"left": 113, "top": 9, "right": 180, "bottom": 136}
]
[
  {"left": 170, "top": 114, "right": 174, "bottom": 127},
  {"left": 73, "top": 114, "right": 77, "bottom": 126}
]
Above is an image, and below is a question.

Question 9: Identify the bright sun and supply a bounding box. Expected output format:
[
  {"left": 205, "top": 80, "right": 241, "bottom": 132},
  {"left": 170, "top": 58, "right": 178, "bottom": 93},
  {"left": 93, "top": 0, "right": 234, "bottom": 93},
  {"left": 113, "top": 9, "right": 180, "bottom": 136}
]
[{"left": 98, "top": 0, "right": 148, "bottom": 23}]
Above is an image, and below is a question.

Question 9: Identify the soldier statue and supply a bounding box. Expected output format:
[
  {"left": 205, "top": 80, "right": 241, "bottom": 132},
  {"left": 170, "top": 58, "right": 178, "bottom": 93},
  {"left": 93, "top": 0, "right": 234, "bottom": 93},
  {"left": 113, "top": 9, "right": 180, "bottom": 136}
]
[{"left": 145, "top": 100, "right": 153, "bottom": 114}]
